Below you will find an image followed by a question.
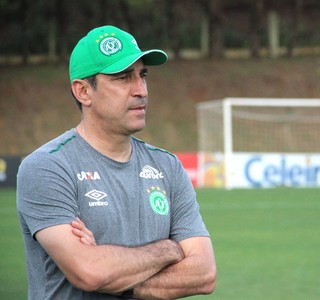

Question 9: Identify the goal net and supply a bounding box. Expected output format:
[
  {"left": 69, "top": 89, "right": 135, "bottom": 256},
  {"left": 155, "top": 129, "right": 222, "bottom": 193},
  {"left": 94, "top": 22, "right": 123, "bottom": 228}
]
[{"left": 196, "top": 98, "right": 320, "bottom": 188}]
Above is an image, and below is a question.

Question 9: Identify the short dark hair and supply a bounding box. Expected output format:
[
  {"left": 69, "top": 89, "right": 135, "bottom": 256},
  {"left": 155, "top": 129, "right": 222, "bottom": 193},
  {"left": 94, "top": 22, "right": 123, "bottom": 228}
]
[{"left": 71, "top": 74, "right": 97, "bottom": 111}]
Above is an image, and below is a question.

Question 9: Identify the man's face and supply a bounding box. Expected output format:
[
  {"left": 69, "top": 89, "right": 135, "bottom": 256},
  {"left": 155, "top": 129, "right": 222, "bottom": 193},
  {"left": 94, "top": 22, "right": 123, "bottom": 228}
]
[{"left": 88, "top": 60, "right": 149, "bottom": 136}]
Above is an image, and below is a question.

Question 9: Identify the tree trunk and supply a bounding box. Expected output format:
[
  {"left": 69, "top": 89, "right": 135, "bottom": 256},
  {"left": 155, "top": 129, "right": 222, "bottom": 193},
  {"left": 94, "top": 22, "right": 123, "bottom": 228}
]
[
  {"left": 201, "top": 16, "right": 210, "bottom": 57},
  {"left": 249, "top": 0, "right": 264, "bottom": 58},
  {"left": 210, "top": 0, "right": 224, "bottom": 58},
  {"left": 287, "top": 0, "right": 302, "bottom": 57},
  {"left": 200, "top": 0, "right": 224, "bottom": 59},
  {"left": 47, "top": 0, "right": 58, "bottom": 63},
  {"left": 118, "top": 0, "right": 134, "bottom": 32},
  {"left": 268, "top": 10, "right": 280, "bottom": 58},
  {"left": 165, "top": 0, "right": 181, "bottom": 60},
  {"left": 57, "top": 0, "right": 68, "bottom": 63},
  {"left": 20, "top": 0, "right": 31, "bottom": 64}
]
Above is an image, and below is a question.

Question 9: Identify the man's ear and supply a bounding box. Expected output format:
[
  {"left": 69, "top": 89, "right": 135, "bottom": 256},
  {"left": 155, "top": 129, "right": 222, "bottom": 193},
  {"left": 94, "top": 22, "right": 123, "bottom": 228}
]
[{"left": 71, "top": 80, "right": 92, "bottom": 107}]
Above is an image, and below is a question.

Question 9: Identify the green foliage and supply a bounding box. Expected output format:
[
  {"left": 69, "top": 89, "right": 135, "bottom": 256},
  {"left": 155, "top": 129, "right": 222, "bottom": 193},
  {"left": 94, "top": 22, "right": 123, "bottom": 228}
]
[
  {"left": 1, "top": 1, "right": 319, "bottom": 57},
  {"left": 1, "top": 187, "right": 320, "bottom": 299}
]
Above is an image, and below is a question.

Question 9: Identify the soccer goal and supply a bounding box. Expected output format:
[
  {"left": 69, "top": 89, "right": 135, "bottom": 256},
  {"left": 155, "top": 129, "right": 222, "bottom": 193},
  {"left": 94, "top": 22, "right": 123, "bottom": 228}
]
[{"left": 196, "top": 98, "right": 320, "bottom": 188}]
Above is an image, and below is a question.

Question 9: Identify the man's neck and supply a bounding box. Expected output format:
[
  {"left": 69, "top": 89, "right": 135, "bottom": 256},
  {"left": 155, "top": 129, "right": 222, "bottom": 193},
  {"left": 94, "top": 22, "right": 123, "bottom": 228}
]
[{"left": 75, "top": 123, "right": 132, "bottom": 163}]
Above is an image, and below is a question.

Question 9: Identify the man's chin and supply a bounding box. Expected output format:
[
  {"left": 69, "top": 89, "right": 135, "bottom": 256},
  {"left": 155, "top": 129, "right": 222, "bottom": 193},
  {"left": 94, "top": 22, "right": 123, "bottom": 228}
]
[{"left": 127, "top": 125, "right": 145, "bottom": 135}]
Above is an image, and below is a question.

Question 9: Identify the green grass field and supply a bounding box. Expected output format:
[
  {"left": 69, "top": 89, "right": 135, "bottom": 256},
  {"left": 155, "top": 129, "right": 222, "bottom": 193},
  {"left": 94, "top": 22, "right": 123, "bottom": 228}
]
[{"left": 1, "top": 187, "right": 319, "bottom": 299}]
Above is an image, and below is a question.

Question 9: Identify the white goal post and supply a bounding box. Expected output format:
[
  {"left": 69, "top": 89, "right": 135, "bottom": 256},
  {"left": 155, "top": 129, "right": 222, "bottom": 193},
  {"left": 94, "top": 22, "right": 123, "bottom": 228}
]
[{"left": 196, "top": 98, "right": 320, "bottom": 188}]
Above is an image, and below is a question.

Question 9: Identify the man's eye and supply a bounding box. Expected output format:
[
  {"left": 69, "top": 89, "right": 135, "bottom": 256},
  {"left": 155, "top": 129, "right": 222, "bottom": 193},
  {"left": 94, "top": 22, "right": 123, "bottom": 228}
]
[{"left": 117, "top": 74, "right": 129, "bottom": 80}]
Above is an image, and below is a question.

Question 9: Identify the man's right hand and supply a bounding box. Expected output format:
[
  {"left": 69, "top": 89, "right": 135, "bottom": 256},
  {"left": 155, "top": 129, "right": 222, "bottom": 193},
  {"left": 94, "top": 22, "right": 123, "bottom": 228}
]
[{"left": 71, "top": 217, "right": 97, "bottom": 246}]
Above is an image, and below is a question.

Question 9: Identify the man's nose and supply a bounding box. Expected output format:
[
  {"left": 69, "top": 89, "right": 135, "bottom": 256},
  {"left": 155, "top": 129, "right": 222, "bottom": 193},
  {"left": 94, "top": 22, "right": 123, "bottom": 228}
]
[{"left": 132, "top": 77, "right": 148, "bottom": 98}]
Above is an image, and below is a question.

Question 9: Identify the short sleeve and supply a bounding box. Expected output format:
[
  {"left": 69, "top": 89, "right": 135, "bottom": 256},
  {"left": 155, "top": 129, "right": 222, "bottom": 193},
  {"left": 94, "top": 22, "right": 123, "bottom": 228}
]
[
  {"left": 169, "top": 158, "right": 209, "bottom": 242},
  {"left": 17, "top": 152, "right": 78, "bottom": 238}
]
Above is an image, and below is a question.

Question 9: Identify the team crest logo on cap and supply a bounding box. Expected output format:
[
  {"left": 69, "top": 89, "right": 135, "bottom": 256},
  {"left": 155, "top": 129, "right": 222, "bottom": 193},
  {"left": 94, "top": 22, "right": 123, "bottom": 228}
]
[{"left": 99, "top": 36, "right": 122, "bottom": 56}]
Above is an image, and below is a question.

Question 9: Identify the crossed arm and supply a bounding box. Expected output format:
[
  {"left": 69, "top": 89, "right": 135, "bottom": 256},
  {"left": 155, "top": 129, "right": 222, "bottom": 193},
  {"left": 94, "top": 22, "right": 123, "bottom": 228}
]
[{"left": 36, "top": 218, "right": 216, "bottom": 299}]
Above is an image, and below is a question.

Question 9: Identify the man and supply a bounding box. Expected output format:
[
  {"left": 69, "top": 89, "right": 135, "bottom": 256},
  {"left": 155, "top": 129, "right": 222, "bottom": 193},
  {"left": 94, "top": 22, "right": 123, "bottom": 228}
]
[{"left": 17, "top": 25, "right": 216, "bottom": 299}]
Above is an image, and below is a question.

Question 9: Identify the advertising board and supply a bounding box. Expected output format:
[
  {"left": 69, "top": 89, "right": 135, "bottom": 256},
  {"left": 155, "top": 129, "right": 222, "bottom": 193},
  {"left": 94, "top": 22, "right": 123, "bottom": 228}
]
[{"left": 231, "top": 153, "right": 320, "bottom": 188}]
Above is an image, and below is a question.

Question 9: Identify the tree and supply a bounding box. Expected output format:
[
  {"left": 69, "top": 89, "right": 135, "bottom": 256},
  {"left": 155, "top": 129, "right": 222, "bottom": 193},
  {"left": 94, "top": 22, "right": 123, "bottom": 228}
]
[
  {"left": 249, "top": 0, "right": 264, "bottom": 58},
  {"left": 20, "top": 0, "right": 32, "bottom": 64},
  {"left": 165, "top": 0, "right": 183, "bottom": 60},
  {"left": 200, "top": 0, "right": 225, "bottom": 59},
  {"left": 287, "top": 0, "right": 303, "bottom": 57},
  {"left": 47, "top": 0, "right": 58, "bottom": 63}
]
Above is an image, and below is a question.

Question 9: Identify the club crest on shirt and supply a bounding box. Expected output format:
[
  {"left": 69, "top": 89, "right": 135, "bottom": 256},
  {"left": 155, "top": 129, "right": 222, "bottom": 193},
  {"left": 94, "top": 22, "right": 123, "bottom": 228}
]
[{"left": 147, "top": 186, "right": 169, "bottom": 216}]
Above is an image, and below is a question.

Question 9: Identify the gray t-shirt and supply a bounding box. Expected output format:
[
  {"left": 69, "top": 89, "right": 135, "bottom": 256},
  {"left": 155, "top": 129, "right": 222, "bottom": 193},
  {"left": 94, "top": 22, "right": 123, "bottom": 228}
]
[{"left": 17, "top": 129, "right": 209, "bottom": 299}]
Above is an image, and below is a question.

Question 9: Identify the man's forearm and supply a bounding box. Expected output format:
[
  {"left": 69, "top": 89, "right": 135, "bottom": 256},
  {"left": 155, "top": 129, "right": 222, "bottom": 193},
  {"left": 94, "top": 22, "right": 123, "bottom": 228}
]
[
  {"left": 37, "top": 223, "right": 185, "bottom": 295},
  {"left": 133, "top": 238, "right": 216, "bottom": 299},
  {"left": 134, "top": 256, "right": 215, "bottom": 299},
  {"left": 94, "top": 239, "right": 185, "bottom": 294}
]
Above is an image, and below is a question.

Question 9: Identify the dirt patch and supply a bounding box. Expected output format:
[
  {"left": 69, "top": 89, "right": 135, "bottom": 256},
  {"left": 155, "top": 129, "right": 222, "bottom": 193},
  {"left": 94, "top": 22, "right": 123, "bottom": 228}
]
[{"left": 1, "top": 57, "right": 320, "bottom": 155}]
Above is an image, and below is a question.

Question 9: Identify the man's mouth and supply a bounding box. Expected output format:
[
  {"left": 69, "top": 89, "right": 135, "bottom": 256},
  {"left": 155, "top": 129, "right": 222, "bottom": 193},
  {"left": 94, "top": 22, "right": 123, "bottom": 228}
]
[{"left": 130, "top": 105, "right": 146, "bottom": 111}]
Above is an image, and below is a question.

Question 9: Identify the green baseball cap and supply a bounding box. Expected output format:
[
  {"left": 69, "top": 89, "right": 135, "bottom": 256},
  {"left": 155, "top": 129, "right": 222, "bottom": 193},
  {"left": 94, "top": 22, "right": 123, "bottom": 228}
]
[{"left": 69, "top": 25, "right": 168, "bottom": 82}]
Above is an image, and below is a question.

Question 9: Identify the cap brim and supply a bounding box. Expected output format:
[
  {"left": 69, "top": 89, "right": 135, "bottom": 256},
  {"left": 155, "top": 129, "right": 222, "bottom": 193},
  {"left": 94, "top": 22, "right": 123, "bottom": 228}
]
[{"left": 99, "top": 49, "right": 168, "bottom": 75}]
